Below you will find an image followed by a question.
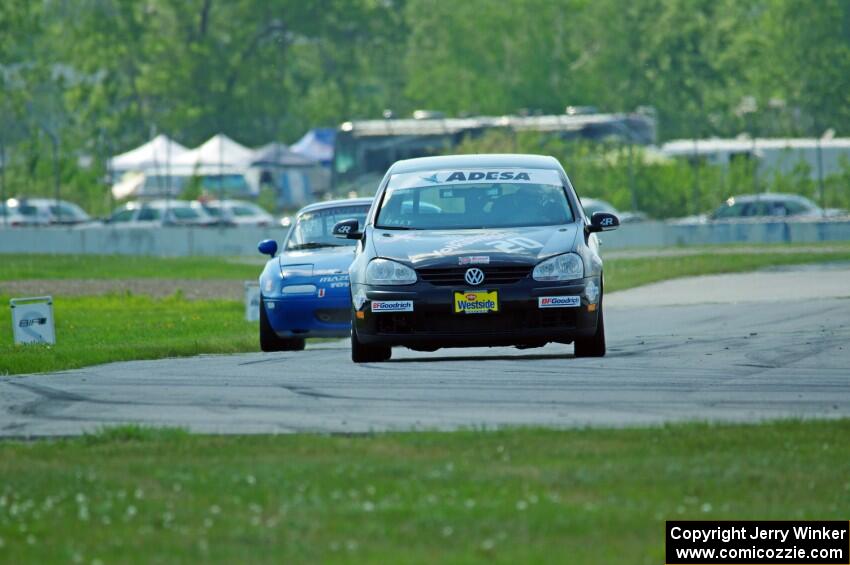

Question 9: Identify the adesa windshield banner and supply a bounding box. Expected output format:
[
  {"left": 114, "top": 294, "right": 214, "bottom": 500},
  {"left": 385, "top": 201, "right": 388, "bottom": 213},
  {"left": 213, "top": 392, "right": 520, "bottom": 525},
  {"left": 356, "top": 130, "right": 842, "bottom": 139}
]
[{"left": 388, "top": 169, "right": 563, "bottom": 190}]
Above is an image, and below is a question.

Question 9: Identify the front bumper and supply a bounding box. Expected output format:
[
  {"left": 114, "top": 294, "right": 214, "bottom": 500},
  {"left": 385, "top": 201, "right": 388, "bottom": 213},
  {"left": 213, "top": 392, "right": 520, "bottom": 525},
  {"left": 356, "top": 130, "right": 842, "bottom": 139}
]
[
  {"left": 263, "top": 293, "right": 351, "bottom": 338},
  {"left": 352, "top": 276, "right": 600, "bottom": 348}
]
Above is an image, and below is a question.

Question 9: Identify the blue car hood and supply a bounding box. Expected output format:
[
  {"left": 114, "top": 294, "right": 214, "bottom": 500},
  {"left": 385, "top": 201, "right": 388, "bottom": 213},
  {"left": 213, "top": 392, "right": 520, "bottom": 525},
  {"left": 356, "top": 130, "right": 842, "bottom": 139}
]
[{"left": 279, "top": 246, "right": 357, "bottom": 275}]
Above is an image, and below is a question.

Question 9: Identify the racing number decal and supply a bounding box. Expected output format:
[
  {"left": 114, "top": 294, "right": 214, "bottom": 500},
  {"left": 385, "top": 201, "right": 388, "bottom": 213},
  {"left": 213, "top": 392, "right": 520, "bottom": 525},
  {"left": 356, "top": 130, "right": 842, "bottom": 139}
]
[
  {"left": 427, "top": 234, "right": 543, "bottom": 259},
  {"left": 485, "top": 236, "right": 542, "bottom": 254}
]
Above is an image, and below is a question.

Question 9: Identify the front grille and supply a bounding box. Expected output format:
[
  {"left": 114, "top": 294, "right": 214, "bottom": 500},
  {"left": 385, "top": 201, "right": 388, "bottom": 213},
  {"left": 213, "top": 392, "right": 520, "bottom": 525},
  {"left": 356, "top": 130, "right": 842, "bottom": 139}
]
[
  {"left": 416, "top": 265, "right": 531, "bottom": 286},
  {"left": 373, "top": 307, "right": 577, "bottom": 335},
  {"left": 314, "top": 308, "right": 350, "bottom": 324}
]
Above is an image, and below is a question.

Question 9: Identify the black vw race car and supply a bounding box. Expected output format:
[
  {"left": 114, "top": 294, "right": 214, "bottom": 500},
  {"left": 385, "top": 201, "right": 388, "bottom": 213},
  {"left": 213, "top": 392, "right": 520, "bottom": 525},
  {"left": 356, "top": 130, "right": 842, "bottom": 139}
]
[{"left": 332, "top": 154, "right": 619, "bottom": 362}]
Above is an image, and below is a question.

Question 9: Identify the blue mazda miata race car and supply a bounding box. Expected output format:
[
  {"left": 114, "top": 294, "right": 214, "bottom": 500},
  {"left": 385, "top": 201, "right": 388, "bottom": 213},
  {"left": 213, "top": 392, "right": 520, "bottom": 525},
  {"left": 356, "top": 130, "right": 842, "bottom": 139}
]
[{"left": 257, "top": 198, "right": 372, "bottom": 351}]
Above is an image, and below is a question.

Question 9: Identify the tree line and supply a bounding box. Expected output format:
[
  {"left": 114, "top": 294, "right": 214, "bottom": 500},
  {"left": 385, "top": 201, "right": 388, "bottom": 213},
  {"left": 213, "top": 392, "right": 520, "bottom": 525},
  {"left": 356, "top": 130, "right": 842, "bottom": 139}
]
[{"left": 1, "top": 0, "right": 848, "bottom": 213}]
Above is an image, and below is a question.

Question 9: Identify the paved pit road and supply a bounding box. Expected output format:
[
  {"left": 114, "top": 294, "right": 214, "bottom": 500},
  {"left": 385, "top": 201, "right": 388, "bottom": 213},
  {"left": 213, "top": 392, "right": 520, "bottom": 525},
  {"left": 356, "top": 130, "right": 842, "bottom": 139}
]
[{"left": 1, "top": 266, "right": 848, "bottom": 436}]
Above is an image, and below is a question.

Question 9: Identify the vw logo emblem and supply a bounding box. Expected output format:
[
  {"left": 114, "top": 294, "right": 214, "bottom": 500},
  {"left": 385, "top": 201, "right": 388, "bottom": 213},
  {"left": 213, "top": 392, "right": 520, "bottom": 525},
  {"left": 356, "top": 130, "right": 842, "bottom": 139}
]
[{"left": 464, "top": 267, "right": 485, "bottom": 286}]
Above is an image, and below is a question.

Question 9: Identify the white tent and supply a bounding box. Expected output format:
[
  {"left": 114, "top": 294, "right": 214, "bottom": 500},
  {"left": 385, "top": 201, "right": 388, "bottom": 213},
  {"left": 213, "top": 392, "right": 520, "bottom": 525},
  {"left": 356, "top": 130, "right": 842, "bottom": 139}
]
[
  {"left": 109, "top": 135, "right": 188, "bottom": 173},
  {"left": 171, "top": 133, "right": 254, "bottom": 174},
  {"left": 111, "top": 171, "right": 146, "bottom": 200}
]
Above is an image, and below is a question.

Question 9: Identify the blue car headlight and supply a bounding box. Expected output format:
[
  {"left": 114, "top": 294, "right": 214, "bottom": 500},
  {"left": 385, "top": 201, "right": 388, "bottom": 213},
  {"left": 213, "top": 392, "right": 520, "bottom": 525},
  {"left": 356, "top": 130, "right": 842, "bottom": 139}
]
[
  {"left": 280, "top": 264, "right": 313, "bottom": 278},
  {"left": 262, "top": 277, "right": 275, "bottom": 293}
]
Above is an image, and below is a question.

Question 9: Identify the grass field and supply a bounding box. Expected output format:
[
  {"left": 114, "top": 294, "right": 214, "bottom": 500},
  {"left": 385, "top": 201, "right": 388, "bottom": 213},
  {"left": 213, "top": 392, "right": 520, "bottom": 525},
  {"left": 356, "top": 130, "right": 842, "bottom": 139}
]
[
  {"left": 0, "top": 420, "right": 846, "bottom": 563},
  {"left": 2, "top": 245, "right": 850, "bottom": 375},
  {"left": 0, "top": 295, "right": 255, "bottom": 375},
  {"left": 604, "top": 247, "right": 850, "bottom": 291},
  {"left": 0, "top": 254, "right": 261, "bottom": 281}
]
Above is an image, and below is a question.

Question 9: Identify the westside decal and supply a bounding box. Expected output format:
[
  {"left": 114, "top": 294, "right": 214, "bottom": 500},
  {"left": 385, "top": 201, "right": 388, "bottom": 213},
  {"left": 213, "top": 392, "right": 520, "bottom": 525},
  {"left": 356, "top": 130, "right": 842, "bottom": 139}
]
[
  {"left": 454, "top": 290, "right": 499, "bottom": 314},
  {"left": 371, "top": 300, "right": 414, "bottom": 313}
]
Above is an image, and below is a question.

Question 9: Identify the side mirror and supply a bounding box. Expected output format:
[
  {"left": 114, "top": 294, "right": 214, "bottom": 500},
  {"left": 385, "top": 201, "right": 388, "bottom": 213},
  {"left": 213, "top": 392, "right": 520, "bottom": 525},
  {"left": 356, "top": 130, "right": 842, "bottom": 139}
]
[
  {"left": 258, "top": 239, "right": 278, "bottom": 257},
  {"left": 332, "top": 219, "right": 362, "bottom": 240},
  {"left": 588, "top": 212, "right": 619, "bottom": 233}
]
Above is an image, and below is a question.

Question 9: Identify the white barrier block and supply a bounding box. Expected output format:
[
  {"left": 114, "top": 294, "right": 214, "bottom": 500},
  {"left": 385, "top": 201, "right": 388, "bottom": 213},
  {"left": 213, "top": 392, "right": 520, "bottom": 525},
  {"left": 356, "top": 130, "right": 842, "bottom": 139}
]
[
  {"left": 10, "top": 296, "right": 56, "bottom": 345},
  {"left": 244, "top": 282, "right": 260, "bottom": 322}
]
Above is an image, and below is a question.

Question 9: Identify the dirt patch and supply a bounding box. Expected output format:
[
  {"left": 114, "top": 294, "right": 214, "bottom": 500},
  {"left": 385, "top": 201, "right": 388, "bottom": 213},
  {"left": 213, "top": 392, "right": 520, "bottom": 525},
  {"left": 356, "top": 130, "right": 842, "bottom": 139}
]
[{"left": 0, "top": 279, "right": 245, "bottom": 300}]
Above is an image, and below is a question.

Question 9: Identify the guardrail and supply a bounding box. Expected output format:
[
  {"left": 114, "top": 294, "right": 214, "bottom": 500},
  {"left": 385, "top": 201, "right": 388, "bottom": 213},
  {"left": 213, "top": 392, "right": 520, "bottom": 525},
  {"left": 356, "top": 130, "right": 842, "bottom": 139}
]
[
  {"left": 1, "top": 220, "right": 849, "bottom": 256},
  {"left": 0, "top": 225, "right": 291, "bottom": 256},
  {"left": 599, "top": 219, "right": 850, "bottom": 249}
]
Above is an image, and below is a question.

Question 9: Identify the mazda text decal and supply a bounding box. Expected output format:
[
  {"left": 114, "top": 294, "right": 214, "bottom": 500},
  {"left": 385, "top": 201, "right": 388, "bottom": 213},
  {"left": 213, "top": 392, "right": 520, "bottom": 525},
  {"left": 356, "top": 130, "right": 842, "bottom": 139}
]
[{"left": 318, "top": 275, "right": 349, "bottom": 289}]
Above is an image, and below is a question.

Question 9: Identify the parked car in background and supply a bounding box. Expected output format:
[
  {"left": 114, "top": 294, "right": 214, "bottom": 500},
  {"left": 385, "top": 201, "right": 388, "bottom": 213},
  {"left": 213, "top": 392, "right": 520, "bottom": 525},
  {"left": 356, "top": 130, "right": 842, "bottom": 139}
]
[
  {"left": 710, "top": 193, "right": 843, "bottom": 221},
  {"left": 195, "top": 199, "right": 274, "bottom": 227},
  {"left": 1, "top": 199, "right": 49, "bottom": 227},
  {"left": 1, "top": 197, "right": 90, "bottom": 226},
  {"left": 580, "top": 197, "right": 647, "bottom": 223},
  {"left": 106, "top": 200, "right": 216, "bottom": 227}
]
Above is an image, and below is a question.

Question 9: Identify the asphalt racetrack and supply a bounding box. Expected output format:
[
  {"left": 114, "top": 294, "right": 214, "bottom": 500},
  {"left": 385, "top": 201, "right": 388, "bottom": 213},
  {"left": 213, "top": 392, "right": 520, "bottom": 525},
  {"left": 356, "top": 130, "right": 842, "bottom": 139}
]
[{"left": 1, "top": 265, "right": 849, "bottom": 437}]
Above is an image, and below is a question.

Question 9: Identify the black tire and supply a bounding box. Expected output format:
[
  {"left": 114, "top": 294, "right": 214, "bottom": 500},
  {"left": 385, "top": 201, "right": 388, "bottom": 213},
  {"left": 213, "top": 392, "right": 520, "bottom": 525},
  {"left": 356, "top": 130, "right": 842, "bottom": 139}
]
[
  {"left": 259, "top": 299, "right": 306, "bottom": 352},
  {"left": 351, "top": 325, "right": 392, "bottom": 363},
  {"left": 574, "top": 302, "right": 606, "bottom": 358}
]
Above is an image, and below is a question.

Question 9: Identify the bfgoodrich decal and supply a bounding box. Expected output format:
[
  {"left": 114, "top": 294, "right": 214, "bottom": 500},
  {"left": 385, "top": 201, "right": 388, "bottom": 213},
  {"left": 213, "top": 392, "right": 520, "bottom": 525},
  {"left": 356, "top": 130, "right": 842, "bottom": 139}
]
[
  {"left": 538, "top": 296, "right": 581, "bottom": 308},
  {"left": 371, "top": 300, "right": 414, "bottom": 312}
]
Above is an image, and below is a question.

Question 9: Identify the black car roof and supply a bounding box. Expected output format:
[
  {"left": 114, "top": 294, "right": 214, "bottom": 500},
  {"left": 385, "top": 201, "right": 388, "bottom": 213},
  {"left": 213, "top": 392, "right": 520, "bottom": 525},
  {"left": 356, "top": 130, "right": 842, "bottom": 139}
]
[{"left": 387, "top": 154, "right": 563, "bottom": 174}]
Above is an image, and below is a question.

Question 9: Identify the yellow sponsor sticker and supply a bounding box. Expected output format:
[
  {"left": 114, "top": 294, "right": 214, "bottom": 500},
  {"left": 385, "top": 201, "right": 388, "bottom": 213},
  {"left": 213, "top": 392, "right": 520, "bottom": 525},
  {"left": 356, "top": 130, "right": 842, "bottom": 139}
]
[{"left": 453, "top": 290, "right": 499, "bottom": 314}]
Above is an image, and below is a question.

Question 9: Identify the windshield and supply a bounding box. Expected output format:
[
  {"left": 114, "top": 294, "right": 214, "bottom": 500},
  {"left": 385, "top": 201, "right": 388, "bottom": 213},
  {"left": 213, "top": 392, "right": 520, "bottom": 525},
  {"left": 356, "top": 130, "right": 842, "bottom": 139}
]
[
  {"left": 9, "top": 204, "right": 39, "bottom": 216},
  {"left": 287, "top": 204, "right": 370, "bottom": 250},
  {"left": 233, "top": 204, "right": 264, "bottom": 217},
  {"left": 171, "top": 206, "right": 202, "bottom": 219},
  {"left": 376, "top": 169, "right": 573, "bottom": 230}
]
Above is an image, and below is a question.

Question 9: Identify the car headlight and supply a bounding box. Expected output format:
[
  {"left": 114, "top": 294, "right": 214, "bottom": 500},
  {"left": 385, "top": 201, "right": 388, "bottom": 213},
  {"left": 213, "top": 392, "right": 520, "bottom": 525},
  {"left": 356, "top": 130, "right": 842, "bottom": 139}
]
[
  {"left": 532, "top": 253, "right": 584, "bottom": 282},
  {"left": 280, "top": 264, "right": 313, "bottom": 278},
  {"left": 365, "top": 258, "right": 417, "bottom": 285}
]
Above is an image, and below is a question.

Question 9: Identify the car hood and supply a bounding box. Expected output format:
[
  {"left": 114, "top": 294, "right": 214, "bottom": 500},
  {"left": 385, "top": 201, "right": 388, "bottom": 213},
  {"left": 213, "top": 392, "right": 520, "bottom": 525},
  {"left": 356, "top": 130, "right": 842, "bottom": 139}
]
[
  {"left": 279, "top": 245, "right": 357, "bottom": 275},
  {"left": 371, "top": 225, "right": 579, "bottom": 268}
]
